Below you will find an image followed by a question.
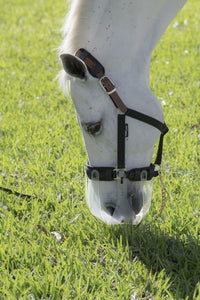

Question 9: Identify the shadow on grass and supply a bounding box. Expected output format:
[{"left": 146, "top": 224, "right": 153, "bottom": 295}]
[{"left": 108, "top": 223, "right": 200, "bottom": 299}]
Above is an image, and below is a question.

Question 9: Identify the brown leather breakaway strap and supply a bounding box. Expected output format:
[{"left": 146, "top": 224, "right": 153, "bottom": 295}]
[{"left": 75, "top": 48, "right": 128, "bottom": 114}]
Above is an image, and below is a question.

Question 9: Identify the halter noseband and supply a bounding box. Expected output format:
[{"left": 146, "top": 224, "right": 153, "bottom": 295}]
[{"left": 75, "top": 48, "right": 169, "bottom": 183}]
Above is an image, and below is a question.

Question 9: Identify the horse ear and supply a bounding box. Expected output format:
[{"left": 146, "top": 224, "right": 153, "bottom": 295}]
[{"left": 60, "top": 54, "right": 87, "bottom": 80}]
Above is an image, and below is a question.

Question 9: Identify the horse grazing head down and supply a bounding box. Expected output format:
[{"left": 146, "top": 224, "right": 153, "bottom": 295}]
[{"left": 59, "top": 0, "right": 187, "bottom": 225}]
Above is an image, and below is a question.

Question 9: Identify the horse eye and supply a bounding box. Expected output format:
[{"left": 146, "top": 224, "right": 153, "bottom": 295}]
[{"left": 82, "top": 120, "right": 102, "bottom": 136}]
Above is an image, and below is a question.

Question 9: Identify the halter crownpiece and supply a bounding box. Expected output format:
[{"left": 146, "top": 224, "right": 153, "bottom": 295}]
[{"left": 75, "top": 48, "right": 169, "bottom": 183}]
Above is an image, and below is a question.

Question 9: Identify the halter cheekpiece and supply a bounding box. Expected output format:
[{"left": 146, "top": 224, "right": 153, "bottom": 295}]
[{"left": 75, "top": 48, "right": 169, "bottom": 184}]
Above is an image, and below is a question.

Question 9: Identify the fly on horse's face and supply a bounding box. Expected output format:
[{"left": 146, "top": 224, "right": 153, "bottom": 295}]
[{"left": 59, "top": 0, "right": 187, "bottom": 225}]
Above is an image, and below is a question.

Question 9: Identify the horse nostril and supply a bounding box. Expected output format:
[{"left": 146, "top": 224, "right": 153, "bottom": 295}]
[
  {"left": 131, "top": 193, "right": 143, "bottom": 214},
  {"left": 106, "top": 205, "right": 115, "bottom": 216},
  {"left": 82, "top": 120, "right": 102, "bottom": 135}
]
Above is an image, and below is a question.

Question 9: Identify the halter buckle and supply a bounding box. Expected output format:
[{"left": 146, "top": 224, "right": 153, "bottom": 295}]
[
  {"left": 115, "top": 168, "right": 127, "bottom": 184},
  {"left": 99, "top": 76, "right": 117, "bottom": 95}
]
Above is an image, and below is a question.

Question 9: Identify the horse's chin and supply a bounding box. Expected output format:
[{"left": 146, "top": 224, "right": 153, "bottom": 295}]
[{"left": 85, "top": 178, "right": 153, "bottom": 225}]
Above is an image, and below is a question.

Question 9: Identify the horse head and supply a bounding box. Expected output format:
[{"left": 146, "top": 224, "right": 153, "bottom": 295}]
[{"left": 59, "top": 0, "right": 187, "bottom": 225}]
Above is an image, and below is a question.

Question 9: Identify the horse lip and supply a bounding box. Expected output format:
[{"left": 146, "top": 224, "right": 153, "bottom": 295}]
[{"left": 86, "top": 178, "right": 153, "bottom": 225}]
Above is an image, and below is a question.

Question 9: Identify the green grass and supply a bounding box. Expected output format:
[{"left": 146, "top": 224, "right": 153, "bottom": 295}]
[{"left": 0, "top": 0, "right": 199, "bottom": 299}]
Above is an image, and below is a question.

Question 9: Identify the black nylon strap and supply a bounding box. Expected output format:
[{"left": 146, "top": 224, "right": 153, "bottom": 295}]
[
  {"left": 117, "top": 115, "right": 126, "bottom": 169},
  {"left": 154, "top": 133, "right": 165, "bottom": 166},
  {"left": 85, "top": 164, "right": 158, "bottom": 181},
  {"left": 86, "top": 165, "right": 115, "bottom": 181},
  {"left": 126, "top": 164, "right": 158, "bottom": 181},
  {"left": 126, "top": 108, "right": 168, "bottom": 134}
]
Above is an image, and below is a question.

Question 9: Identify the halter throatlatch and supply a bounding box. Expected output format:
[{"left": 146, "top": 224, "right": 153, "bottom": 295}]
[{"left": 75, "top": 48, "right": 169, "bottom": 183}]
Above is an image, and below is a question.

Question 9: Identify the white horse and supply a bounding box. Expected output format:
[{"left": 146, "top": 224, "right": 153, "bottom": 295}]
[{"left": 58, "top": 0, "right": 187, "bottom": 225}]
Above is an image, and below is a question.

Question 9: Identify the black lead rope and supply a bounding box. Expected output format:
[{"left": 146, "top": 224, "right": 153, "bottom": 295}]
[
  {"left": 125, "top": 108, "right": 168, "bottom": 134},
  {"left": 0, "top": 186, "right": 37, "bottom": 200}
]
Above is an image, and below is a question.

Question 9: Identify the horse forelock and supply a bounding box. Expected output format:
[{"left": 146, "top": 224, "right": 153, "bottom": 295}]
[{"left": 60, "top": 0, "right": 92, "bottom": 54}]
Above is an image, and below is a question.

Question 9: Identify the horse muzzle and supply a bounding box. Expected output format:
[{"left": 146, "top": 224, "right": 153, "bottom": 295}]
[{"left": 86, "top": 178, "right": 153, "bottom": 225}]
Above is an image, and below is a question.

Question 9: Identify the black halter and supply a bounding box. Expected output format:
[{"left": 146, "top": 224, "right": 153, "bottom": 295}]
[{"left": 75, "top": 49, "right": 169, "bottom": 183}]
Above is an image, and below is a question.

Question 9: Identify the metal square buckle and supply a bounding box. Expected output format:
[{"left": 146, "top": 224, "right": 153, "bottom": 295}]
[
  {"left": 115, "top": 168, "right": 127, "bottom": 184},
  {"left": 99, "top": 76, "right": 116, "bottom": 95}
]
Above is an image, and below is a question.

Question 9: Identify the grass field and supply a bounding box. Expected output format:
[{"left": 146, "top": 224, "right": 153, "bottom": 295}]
[{"left": 0, "top": 0, "right": 199, "bottom": 299}]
